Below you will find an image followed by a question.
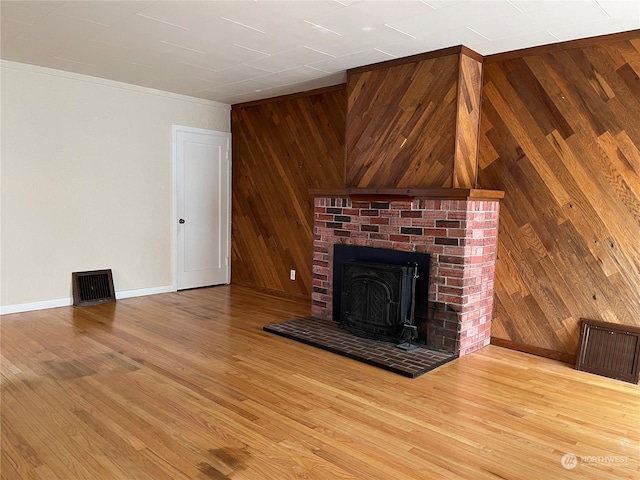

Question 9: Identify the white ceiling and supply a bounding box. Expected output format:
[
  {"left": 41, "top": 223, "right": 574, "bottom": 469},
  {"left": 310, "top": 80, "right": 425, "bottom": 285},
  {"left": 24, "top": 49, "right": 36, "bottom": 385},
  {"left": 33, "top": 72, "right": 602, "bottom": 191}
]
[{"left": 2, "top": 1, "right": 639, "bottom": 105}]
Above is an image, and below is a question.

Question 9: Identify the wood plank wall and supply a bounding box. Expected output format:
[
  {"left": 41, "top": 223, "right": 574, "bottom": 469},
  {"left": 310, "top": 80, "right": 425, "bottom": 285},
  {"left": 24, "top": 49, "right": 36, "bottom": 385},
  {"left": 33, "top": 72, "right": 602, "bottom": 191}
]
[
  {"left": 230, "top": 31, "right": 640, "bottom": 363},
  {"left": 478, "top": 32, "right": 640, "bottom": 360},
  {"left": 345, "top": 53, "right": 460, "bottom": 188},
  {"left": 453, "top": 53, "right": 483, "bottom": 188},
  {"left": 231, "top": 87, "right": 346, "bottom": 298}
]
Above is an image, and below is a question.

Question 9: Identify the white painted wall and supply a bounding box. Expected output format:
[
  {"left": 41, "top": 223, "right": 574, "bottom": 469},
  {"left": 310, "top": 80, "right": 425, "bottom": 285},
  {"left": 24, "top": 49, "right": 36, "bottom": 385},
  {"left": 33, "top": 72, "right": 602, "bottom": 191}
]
[{"left": 0, "top": 61, "right": 230, "bottom": 312}]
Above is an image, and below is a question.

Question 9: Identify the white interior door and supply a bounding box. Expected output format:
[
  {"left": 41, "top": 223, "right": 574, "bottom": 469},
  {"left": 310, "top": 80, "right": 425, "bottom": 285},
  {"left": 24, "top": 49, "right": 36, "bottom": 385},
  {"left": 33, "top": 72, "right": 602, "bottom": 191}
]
[{"left": 174, "top": 126, "right": 230, "bottom": 290}]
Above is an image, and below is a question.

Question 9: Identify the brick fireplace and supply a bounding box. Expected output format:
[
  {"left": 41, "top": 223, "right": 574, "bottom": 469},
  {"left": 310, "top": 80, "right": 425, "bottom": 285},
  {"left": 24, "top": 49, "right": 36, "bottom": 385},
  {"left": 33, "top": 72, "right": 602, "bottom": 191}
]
[{"left": 311, "top": 192, "right": 501, "bottom": 356}]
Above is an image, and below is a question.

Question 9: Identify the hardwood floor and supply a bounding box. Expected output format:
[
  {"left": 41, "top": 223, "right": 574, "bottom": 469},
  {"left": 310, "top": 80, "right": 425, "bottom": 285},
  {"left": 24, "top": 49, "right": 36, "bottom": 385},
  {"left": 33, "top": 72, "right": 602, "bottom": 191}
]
[{"left": 1, "top": 285, "right": 638, "bottom": 479}]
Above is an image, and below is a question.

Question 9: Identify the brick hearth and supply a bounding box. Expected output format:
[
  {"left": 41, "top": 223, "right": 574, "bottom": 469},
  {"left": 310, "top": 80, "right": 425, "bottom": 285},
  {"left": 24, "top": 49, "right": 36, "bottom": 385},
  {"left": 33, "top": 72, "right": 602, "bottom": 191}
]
[
  {"left": 311, "top": 196, "right": 500, "bottom": 356},
  {"left": 264, "top": 316, "right": 457, "bottom": 378}
]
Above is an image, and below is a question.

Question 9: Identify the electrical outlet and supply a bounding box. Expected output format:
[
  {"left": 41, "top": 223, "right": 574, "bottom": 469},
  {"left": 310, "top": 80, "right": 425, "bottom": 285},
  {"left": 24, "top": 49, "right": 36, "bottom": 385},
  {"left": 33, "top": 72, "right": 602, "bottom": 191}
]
[{"left": 290, "top": 269, "right": 296, "bottom": 281}]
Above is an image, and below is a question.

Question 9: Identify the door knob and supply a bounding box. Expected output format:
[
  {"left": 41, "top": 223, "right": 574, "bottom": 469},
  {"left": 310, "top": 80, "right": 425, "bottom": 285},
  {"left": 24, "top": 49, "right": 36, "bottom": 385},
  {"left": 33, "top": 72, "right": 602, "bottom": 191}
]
[{"left": 179, "top": 219, "right": 185, "bottom": 224}]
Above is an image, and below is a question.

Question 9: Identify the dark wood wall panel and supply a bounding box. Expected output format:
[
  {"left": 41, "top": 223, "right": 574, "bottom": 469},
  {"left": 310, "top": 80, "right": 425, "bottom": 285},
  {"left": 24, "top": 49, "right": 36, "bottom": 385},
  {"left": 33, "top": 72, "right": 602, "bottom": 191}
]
[
  {"left": 231, "top": 88, "right": 346, "bottom": 297},
  {"left": 345, "top": 54, "right": 460, "bottom": 188},
  {"left": 478, "top": 34, "right": 640, "bottom": 358},
  {"left": 453, "top": 54, "right": 483, "bottom": 188}
]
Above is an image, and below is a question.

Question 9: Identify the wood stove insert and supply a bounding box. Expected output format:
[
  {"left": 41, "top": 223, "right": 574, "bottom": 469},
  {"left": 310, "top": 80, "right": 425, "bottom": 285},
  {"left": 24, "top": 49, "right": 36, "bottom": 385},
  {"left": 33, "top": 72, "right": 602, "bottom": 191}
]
[
  {"left": 341, "top": 260, "right": 417, "bottom": 342},
  {"left": 334, "top": 245, "right": 430, "bottom": 345}
]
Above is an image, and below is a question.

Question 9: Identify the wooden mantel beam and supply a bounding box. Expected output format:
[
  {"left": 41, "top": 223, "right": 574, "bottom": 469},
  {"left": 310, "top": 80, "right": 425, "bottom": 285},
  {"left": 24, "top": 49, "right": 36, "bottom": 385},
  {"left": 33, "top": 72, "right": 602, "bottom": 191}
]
[{"left": 309, "top": 188, "right": 504, "bottom": 201}]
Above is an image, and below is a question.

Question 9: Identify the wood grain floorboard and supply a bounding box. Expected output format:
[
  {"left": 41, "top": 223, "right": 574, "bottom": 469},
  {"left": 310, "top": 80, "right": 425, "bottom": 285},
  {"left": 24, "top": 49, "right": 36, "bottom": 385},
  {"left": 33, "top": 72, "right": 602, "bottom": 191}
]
[{"left": 1, "top": 286, "right": 638, "bottom": 479}]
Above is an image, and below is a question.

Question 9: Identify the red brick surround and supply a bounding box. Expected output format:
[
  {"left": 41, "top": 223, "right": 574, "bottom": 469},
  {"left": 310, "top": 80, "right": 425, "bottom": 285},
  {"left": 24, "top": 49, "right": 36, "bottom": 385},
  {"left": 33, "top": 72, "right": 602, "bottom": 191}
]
[{"left": 312, "top": 197, "right": 500, "bottom": 356}]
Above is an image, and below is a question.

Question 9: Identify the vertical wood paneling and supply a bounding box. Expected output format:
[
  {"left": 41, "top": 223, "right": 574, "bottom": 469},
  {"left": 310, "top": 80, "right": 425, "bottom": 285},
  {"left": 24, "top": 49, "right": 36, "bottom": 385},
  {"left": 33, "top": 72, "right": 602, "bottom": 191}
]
[
  {"left": 478, "top": 34, "right": 640, "bottom": 358},
  {"left": 231, "top": 88, "right": 346, "bottom": 297},
  {"left": 453, "top": 53, "right": 483, "bottom": 188},
  {"left": 345, "top": 54, "right": 460, "bottom": 188}
]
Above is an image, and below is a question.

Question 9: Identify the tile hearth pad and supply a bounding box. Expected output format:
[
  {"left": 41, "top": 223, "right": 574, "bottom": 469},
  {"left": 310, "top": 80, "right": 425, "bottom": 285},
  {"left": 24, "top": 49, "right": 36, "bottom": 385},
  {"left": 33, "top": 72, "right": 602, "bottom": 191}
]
[{"left": 264, "top": 316, "right": 457, "bottom": 378}]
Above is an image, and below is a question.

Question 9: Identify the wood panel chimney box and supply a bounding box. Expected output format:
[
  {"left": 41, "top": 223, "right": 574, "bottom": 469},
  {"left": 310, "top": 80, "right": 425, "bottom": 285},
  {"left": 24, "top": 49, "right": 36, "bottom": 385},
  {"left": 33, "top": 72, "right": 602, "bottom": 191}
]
[{"left": 345, "top": 46, "right": 483, "bottom": 190}]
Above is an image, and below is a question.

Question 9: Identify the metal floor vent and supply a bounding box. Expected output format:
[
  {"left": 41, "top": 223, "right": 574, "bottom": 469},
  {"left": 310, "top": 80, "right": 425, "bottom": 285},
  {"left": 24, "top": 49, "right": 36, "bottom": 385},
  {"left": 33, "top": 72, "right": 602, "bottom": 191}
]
[
  {"left": 72, "top": 269, "right": 116, "bottom": 306},
  {"left": 575, "top": 318, "right": 640, "bottom": 384}
]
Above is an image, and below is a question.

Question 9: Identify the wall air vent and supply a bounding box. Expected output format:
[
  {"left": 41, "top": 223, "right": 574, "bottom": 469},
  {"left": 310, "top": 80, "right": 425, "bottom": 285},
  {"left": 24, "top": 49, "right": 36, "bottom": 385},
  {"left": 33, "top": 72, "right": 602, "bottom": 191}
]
[
  {"left": 72, "top": 269, "right": 116, "bottom": 306},
  {"left": 575, "top": 318, "right": 640, "bottom": 384}
]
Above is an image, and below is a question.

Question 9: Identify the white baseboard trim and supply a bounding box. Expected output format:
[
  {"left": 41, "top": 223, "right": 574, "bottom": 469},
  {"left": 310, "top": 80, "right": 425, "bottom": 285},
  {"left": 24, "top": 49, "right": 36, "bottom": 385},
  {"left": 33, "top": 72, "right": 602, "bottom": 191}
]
[
  {"left": 115, "top": 285, "right": 174, "bottom": 300},
  {"left": 0, "top": 297, "right": 72, "bottom": 315},
  {"left": 0, "top": 285, "right": 175, "bottom": 315}
]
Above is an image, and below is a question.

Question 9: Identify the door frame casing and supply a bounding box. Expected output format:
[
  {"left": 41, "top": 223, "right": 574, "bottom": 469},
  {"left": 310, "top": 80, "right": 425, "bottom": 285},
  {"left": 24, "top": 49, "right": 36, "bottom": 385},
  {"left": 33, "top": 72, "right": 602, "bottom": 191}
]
[{"left": 171, "top": 125, "right": 232, "bottom": 291}]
